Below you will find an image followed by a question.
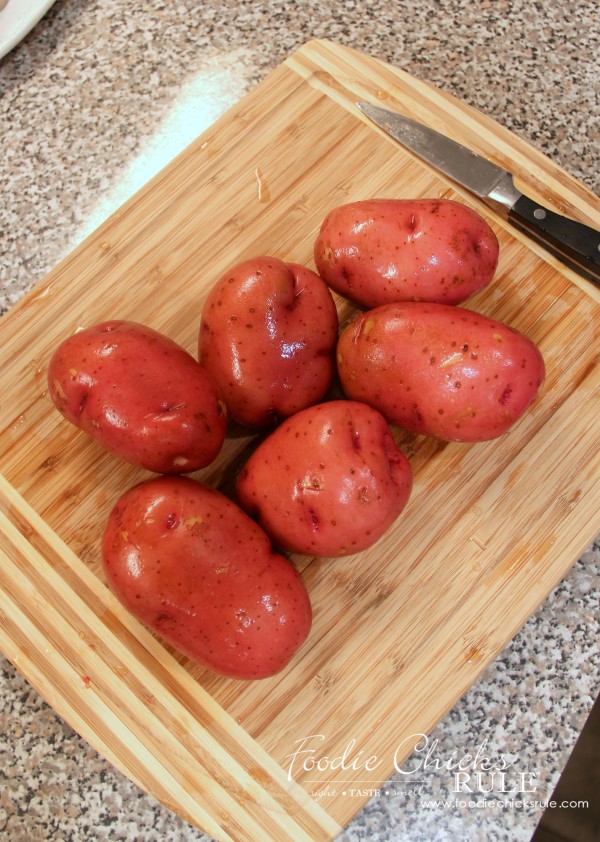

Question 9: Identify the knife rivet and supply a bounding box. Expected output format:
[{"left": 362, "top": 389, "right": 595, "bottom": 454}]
[{"left": 533, "top": 208, "right": 547, "bottom": 220}]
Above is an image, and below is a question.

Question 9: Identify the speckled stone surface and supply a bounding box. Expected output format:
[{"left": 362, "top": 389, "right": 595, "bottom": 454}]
[{"left": 1, "top": 1, "right": 599, "bottom": 840}]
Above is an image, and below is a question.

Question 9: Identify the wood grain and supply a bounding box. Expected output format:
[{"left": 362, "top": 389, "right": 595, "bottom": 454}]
[{"left": 1, "top": 39, "right": 598, "bottom": 840}]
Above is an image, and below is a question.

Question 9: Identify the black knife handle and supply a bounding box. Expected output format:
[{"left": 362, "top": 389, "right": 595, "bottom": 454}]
[{"left": 508, "top": 195, "right": 600, "bottom": 287}]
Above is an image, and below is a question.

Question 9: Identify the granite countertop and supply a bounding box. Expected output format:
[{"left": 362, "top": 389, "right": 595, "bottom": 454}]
[{"left": 1, "top": 1, "right": 598, "bottom": 840}]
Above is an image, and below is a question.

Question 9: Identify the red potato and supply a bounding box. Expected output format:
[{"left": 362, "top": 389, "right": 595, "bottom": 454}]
[
  {"left": 314, "top": 198, "right": 499, "bottom": 307},
  {"left": 198, "top": 256, "right": 339, "bottom": 428},
  {"left": 102, "top": 476, "right": 312, "bottom": 679},
  {"left": 236, "top": 400, "right": 412, "bottom": 557},
  {"left": 48, "top": 320, "right": 226, "bottom": 473},
  {"left": 337, "top": 303, "right": 545, "bottom": 442}
]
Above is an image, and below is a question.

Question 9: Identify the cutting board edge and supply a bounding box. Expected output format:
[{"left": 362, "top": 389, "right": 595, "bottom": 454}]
[
  {"left": 2, "top": 36, "right": 598, "bottom": 332},
  {"left": 0, "top": 472, "right": 344, "bottom": 842},
  {"left": 280, "top": 40, "right": 600, "bottom": 300},
  {"left": 290, "top": 39, "right": 600, "bottom": 223}
]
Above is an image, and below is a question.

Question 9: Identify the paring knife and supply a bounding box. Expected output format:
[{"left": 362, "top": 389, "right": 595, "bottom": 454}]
[{"left": 357, "top": 101, "right": 600, "bottom": 286}]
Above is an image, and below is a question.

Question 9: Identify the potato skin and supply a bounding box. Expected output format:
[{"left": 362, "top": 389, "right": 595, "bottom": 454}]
[
  {"left": 314, "top": 199, "right": 499, "bottom": 307},
  {"left": 102, "top": 476, "right": 312, "bottom": 679},
  {"left": 198, "top": 256, "right": 339, "bottom": 428},
  {"left": 236, "top": 400, "right": 412, "bottom": 557},
  {"left": 337, "top": 303, "right": 545, "bottom": 442},
  {"left": 48, "top": 320, "right": 226, "bottom": 473}
]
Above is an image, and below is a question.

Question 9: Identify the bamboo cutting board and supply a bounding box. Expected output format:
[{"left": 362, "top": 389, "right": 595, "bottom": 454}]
[{"left": 1, "top": 39, "right": 599, "bottom": 841}]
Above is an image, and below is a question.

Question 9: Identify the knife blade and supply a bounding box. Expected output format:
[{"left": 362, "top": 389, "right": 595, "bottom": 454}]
[{"left": 357, "top": 101, "right": 600, "bottom": 286}]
